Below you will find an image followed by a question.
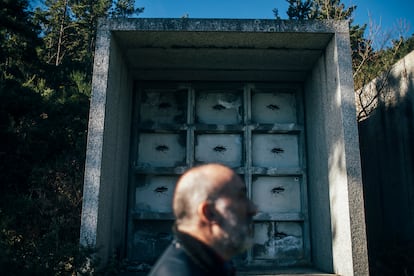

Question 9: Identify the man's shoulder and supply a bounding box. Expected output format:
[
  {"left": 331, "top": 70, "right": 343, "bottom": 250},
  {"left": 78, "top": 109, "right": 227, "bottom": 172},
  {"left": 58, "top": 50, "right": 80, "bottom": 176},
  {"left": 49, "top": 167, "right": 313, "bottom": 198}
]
[{"left": 148, "top": 242, "right": 205, "bottom": 276}]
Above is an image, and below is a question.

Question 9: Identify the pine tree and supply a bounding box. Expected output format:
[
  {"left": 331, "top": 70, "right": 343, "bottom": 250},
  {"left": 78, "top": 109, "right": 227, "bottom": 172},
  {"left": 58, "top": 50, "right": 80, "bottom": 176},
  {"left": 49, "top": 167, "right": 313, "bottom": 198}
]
[
  {"left": 110, "top": 0, "right": 144, "bottom": 18},
  {"left": 309, "top": 0, "right": 356, "bottom": 20},
  {"left": 33, "top": 0, "right": 73, "bottom": 66},
  {"left": 286, "top": 0, "right": 313, "bottom": 20},
  {"left": 1, "top": 1, "right": 147, "bottom": 272},
  {"left": 0, "top": 0, "right": 41, "bottom": 80}
]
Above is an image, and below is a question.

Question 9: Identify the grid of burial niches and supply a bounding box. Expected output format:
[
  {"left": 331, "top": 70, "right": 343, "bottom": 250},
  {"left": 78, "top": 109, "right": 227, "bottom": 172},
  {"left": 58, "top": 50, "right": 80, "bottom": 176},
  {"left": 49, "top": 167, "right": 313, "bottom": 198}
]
[{"left": 130, "top": 84, "right": 308, "bottom": 265}]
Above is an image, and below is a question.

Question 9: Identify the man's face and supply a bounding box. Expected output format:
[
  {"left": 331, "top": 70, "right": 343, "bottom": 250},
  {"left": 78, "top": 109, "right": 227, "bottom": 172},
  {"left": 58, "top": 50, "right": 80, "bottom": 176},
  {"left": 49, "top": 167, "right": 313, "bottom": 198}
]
[{"left": 213, "top": 176, "right": 257, "bottom": 255}]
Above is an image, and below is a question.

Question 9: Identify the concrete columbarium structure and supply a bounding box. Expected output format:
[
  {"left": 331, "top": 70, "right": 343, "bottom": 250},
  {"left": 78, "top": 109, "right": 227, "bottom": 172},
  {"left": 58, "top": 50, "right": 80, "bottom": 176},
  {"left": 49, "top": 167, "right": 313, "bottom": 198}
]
[{"left": 80, "top": 18, "right": 369, "bottom": 275}]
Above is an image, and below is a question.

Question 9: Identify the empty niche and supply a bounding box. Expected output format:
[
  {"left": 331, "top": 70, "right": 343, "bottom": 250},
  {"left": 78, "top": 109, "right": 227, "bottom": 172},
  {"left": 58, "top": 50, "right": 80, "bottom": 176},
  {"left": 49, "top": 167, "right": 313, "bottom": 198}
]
[
  {"left": 196, "top": 91, "right": 242, "bottom": 124},
  {"left": 139, "top": 89, "right": 187, "bottom": 125},
  {"left": 137, "top": 133, "right": 186, "bottom": 167},
  {"left": 132, "top": 220, "right": 174, "bottom": 262},
  {"left": 251, "top": 92, "right": 297, "bottom": 124},
  {"left": 195, "top": 134, "right": 242, "bottom": 167},
  {"left": 252, "top": 134, "right": 299, "bottom": 169},
  {"left": 253, "top": 221, "right": 304, "bottom": 264},
  {"left": 252, "top": 176, "right": 301, "bottom": 213},
  {"left": 135, "top": 175, "right": 177, "bottom": 213}
]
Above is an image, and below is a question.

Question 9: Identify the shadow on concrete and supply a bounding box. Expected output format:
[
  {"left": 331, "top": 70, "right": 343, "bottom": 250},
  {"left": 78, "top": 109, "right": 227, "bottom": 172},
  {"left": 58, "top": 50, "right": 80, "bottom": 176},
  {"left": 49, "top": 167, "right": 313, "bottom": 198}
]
[{"left": 358, "top": 63, "right": 414, "bottom": 275}]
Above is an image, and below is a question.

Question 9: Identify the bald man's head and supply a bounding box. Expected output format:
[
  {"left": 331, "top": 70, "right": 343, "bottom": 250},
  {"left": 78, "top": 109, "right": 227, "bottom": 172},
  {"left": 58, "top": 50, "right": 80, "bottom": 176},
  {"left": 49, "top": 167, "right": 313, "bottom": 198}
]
[
  {"left": 173, "top": 164, "right": 241, "bottom": 226},
  {"left": 172, "top": 163, "right": 257, "bottom": 260}
]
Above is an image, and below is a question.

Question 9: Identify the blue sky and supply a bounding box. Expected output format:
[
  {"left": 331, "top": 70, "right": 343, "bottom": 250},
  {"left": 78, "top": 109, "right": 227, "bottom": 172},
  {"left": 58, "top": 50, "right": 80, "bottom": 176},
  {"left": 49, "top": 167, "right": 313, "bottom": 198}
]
[
  {"left": 29, "top": 0, "right": 414, "bottom": 42},
  {"left": 137, "top": 0, "right": 414, "bottom": 38}
]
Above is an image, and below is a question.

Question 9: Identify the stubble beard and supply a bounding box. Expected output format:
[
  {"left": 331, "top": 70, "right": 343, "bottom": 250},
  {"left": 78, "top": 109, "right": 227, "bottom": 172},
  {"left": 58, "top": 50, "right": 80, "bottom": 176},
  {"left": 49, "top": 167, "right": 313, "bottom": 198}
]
[{"left": 218, "top": 208, "right": 254, "bottom": 255}]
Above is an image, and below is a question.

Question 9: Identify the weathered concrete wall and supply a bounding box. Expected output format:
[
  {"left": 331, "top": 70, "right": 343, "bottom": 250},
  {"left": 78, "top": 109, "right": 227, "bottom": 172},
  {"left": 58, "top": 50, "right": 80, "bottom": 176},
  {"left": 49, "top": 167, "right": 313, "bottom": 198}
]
[
  {"left": 304, "top": 28, "right": 369, "bottom": 276},
  {"left": 80, "top": 20, "right": 133, "bottom": 262},
  {"left": 358, "top": 50, "right": 414, "bottom": 271},
  {"left": 304, "top": 39, "right": 334, "bottom": 273}
]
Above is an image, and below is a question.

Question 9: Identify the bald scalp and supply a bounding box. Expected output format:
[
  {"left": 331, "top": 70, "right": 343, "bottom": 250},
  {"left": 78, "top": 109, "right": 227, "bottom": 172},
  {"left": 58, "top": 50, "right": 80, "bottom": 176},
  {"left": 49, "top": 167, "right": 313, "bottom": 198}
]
[{"left": 173, "top": 164, "right": 236, "bottom": 226}]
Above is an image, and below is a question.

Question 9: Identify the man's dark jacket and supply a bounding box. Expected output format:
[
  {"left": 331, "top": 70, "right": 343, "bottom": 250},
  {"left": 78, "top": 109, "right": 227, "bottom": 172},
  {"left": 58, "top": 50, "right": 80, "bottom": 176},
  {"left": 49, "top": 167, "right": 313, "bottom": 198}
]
[{"left": 148, "top": 230, "right": 235, "bottom": 276}]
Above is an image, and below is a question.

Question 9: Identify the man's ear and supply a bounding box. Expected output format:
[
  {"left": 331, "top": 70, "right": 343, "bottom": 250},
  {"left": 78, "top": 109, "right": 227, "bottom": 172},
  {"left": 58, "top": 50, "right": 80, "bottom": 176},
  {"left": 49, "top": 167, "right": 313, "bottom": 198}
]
[{"left": 198, "top": 201, "right": 216, "bottom": 223}]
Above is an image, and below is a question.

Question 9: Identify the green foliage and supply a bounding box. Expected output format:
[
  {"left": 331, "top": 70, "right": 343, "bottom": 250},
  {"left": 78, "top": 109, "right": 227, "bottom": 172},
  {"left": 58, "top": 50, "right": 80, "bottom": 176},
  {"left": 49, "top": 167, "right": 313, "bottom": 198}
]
[
  {"left": 1, "top": 0, "right": 145, "bottom": 274},
  {"left": 279, "top": 0, "right": 356, "bottom": 20},
  {"left": 393, "top": 34, "right": 414, "bottom": 60},
  {"left": 0, "top": 74, "right": 90, "bottom": 274},
  {"left": 34, "top": 0, "right": 105, "bottom": 67},
  {"left": 358, "top": 34, "right": 413, "bottom": 83},
  {"left": 309, "top": 0, "right": 356, "bottom": 20},
  {"left": 277, "top": 0, "right": 414, "bottom": 120},
  {"left": 33, "top": 0, "right": 143, "bottom": 68},
  {"left": 110, "top": 0, "right": 145, "bottom": 18},
  {"left": 272, "top": 8, "right": 281, "bottom": 19},
  {"left": 0, "top": 0, "right": 41, "bottom": 81},
  {"left": 286, "top": 0, "right": 313, "bottom": 20}
]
